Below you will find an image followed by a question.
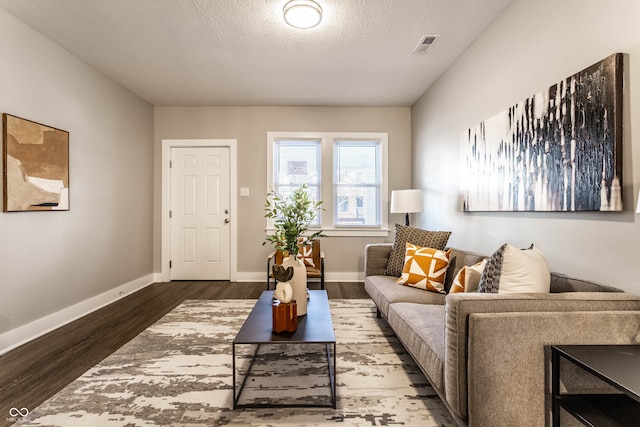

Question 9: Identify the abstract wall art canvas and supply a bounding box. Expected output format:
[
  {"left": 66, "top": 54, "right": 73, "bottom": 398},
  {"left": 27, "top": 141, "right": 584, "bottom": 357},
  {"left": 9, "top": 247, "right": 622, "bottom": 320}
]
[
  {"left": 3, "top": 114, "right": 69, "bottom": 212},
  {"left": 460, "top": 53, "right": 623, "bottom": 212}
]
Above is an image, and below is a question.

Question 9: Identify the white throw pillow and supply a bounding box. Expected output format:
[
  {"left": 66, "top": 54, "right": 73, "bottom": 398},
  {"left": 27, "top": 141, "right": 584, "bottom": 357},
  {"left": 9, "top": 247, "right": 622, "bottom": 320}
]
[{"left": 478, "top": 244, "right": 550, "bottom": 293}]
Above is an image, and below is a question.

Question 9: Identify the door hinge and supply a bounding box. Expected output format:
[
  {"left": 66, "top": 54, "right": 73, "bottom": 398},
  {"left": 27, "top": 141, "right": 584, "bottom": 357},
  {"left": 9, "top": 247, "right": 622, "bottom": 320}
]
[
  {"left": 169, "top": 160, "right": 172, "bottom": 168},
  {"left": 169, "top": 260, "right": 172, "bottom": 268},
  {"left": 169, "top": 210, "right": 172, "bottom": 218}
]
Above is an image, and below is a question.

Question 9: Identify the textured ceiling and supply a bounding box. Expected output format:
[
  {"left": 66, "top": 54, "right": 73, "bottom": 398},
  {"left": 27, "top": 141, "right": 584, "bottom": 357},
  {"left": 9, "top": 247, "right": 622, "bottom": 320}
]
[{"left": 0, "top": 0, "right": 513, "bottom": 106}]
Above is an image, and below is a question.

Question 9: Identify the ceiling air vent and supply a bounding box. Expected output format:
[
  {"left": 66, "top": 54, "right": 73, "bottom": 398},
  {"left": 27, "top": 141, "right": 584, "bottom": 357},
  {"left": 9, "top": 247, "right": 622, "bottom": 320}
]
[{"left": 413, "top": 34, "right": 439, "bottom": 54}]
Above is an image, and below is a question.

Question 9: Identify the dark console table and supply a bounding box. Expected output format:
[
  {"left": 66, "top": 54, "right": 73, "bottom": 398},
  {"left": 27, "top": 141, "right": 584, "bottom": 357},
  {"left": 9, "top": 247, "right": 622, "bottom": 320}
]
[{"left": 551, "top": 345, "right": 640, "bottom": 426}]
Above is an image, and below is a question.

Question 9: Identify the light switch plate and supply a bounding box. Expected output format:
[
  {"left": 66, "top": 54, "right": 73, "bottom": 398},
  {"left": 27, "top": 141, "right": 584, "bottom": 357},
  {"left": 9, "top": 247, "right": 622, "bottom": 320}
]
[{"left": 240, "top": 187, "right": 250, "bottom": 197}]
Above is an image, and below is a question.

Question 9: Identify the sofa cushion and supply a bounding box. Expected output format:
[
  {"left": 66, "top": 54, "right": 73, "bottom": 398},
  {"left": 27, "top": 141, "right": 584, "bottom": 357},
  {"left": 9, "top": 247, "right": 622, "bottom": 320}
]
[
  {"left": 443, "top": 255, "right": 457, "bottom": 293},
  {"left": 364, "top": 243, "right": 393, "bottom": 277},
  {"left": 388, "top": 302, "right": 446, "bottom": 391},
  {"left": 450, "top": 259, "right": 487, "bottom": 293},
  {"left": 550, "top": 273, "right": 624, "bottom": 293},
  {"left": 397, "top": 244, "right": 451, "bottom": 293},
  {"left": 478, "top": 243, "right": 550, "bottom": 293},
  {"left": 364, "top": 275, "right": 446, "bottom": 317},
  {"left": 447, "top": 248, "right": 487, "bottom": 276},
  {"left": 385, "top": 224, "right": 451, "bottom": 277}
]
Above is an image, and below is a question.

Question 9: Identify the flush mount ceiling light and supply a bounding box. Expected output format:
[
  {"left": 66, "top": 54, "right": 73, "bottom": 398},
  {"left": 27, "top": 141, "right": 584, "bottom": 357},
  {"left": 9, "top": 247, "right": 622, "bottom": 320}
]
[{"left": 283, "top": 0, "right": 322, "bottom": 29}]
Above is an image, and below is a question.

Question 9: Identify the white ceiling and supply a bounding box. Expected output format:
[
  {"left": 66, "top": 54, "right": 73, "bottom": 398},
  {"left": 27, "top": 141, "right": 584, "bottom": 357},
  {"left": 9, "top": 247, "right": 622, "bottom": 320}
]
[{"left": 0, "top": 0, "right": 512, "bottom": 107}]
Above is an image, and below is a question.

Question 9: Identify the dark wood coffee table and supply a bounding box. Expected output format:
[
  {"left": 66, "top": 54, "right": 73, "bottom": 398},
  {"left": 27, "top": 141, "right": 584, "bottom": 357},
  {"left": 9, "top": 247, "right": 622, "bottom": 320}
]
[{"left": 232, "top": 290, "right": 336, "bottom": 409}]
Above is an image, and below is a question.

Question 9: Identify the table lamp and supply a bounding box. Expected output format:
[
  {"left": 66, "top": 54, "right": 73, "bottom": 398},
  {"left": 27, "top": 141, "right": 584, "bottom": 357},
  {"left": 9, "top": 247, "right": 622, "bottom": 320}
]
[{"left": 390, "top": 189, "right": 423, "bottom": 226}]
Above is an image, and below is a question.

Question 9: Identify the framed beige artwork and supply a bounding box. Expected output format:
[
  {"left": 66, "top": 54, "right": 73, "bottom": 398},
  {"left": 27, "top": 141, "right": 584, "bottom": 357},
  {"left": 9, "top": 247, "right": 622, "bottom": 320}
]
[{"left": 2, "top": 113, "right": 69, "bottom": 212}]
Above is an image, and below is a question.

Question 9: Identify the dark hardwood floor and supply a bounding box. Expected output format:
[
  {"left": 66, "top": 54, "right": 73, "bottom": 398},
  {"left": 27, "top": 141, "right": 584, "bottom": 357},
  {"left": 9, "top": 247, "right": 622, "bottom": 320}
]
[{"left": 0, "top": 281, "right": 367, "bottom": 425}]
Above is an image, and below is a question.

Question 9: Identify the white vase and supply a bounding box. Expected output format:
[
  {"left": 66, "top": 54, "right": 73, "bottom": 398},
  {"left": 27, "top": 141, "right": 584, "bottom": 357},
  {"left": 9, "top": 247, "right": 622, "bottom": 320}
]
[{"left": 281, "top": 256, "right": 308, "bottom": 316}]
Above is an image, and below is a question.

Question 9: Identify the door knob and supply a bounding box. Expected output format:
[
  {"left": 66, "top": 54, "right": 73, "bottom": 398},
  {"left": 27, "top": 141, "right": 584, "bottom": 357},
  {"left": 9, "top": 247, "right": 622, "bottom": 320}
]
[{"left": 224, "top": 218, "right": 230, "bottom": 224}]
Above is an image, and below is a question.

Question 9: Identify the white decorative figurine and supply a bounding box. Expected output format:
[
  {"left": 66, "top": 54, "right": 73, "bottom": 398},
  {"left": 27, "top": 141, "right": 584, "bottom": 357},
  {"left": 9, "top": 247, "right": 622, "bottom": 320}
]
[{"left": 272, "top": 265, "right": 295, "bottom": 303}]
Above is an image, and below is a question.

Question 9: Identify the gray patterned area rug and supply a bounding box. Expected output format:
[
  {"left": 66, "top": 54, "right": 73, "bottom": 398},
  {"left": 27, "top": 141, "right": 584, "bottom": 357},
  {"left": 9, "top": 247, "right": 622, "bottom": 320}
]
[{"left": 16, "top": 299, "right": 455, "bottom": 426}]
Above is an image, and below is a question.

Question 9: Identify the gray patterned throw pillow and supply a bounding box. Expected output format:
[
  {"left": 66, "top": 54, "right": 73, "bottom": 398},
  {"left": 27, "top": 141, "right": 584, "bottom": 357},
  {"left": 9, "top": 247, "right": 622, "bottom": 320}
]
[
  {"left": 384, "top": 224, "right": 452, "bottom": 277},
  {"left": 476, "top": 243, "right": 508, "bottom": 293}
]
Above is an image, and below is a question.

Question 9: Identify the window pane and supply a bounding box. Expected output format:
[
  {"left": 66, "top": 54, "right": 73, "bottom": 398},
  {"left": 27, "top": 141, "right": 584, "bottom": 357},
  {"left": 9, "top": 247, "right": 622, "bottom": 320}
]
[
  {"left": 335, "top": 185, "right": 378, "bottom": 225},
  {"left": 335, "top": 143, "right": 378, "bottom": 184},
  {"left": 275, "top": 140, "right": 320, "bottom": 187},
  {"left": 276, "top": 185, "right": 320, "bottom": 204},
  {"left": 335, "top": 141, "right": 380, "bottom": 226},
  {"left": 274, "top": 139, "right": 321, "bottom": 226}
]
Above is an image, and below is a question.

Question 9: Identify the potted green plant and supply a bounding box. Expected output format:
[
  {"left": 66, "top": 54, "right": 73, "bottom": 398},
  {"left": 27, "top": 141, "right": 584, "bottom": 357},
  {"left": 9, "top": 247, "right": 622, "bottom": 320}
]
[
  {"left": 264, "top": 183, "right": 324, "bottom": 257},
  {"left": 264, "top": 183, "right": 324, "bottom": 316}
]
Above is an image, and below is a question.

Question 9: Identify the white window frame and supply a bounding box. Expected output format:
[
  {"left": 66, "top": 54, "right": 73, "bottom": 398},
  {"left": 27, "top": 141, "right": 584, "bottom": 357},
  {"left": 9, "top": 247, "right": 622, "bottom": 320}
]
[{"left": 267, "top": 131, "right": 389, "bottom": 237}]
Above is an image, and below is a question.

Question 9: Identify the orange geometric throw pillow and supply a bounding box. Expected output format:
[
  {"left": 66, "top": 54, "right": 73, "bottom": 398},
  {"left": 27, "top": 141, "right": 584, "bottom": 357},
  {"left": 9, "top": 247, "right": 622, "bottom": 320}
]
[
  {"left": 396, "top": 243, "right": 451, "bottom": 294},
  {"left": 450, "top": 259, "right": 487, "bottom": 293}
]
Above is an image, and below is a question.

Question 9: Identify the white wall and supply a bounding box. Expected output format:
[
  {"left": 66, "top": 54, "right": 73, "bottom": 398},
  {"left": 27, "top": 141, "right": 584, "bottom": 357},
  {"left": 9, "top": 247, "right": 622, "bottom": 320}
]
[
  {"left": 154, "top": 106, "right": 412, "bottom": 280},
  {"left": 0, "top": 9, "right": 155, "bottom": 352},
  {"left": 412, "top": 0, "right": 640, "bottom": 292}
]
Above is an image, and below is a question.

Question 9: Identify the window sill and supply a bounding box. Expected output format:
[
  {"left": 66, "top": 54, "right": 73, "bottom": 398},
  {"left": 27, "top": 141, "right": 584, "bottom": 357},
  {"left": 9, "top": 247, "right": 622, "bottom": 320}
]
[
  {"left": 323, "top": 228, "right": 390, "bottom": 237},
  {"left": 265, "top": 227, "right": 390, "bottom": 238}
]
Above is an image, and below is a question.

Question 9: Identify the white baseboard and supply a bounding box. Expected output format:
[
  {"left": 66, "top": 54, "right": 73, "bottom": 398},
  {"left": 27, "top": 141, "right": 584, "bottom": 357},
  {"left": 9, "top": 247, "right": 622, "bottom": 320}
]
[
  {"left": 325, "top": 272, "right": 365, "bottom": 282},
  {"left": 233, "top": 271, "right": 364, "bottom": 282},
  {"left": 0, "top": 274, "right": 154, "bottom": 356},
  {"left": 153, "top": 271, "right": 365, "bottom": 283}
]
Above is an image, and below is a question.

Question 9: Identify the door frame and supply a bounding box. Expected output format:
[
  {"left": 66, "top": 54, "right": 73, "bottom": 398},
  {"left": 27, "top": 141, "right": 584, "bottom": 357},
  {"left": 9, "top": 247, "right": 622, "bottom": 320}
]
[{"left": 161, "top": 139, "right": 238, "bottom": 283}]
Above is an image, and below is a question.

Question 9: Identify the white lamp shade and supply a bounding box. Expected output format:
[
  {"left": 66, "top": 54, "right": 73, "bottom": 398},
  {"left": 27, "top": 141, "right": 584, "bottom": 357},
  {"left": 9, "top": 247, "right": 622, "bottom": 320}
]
[
  {"left": 390, "top": 189, "right": 423, "bottom": 214},
  {"left": 283, "top": 0, "right": 322, "bottom": 29}
]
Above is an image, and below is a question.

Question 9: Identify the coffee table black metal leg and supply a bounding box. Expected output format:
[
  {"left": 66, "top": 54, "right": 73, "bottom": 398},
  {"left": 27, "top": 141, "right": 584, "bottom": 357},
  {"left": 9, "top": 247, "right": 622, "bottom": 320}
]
[
  {"left": 333, "top": 342, "right": 337, "bottom": 408},
  {"left": 235, "top": 343, "right": 336, "bottom": 409},
  {"left": 234, "top": 344, "right": 263, "bottom": 409},
  {"left": 552, "top": 347, "right": 560, "bottom": 426},
  {"left": 232, "top": 343, "right": 237, "bottom": 409},
  {"left": 325, "top": 343, "right": 337, "bottom": 408}
]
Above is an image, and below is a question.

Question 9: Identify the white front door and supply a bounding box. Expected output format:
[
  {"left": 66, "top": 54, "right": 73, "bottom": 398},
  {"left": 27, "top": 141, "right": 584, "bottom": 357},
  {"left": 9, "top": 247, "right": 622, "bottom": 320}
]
[{"left": 170, "top": 147, "right": 230, "bottom": 280}]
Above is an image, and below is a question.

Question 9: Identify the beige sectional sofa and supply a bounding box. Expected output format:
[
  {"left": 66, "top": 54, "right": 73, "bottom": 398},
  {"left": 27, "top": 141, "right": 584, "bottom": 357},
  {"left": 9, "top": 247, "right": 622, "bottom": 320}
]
[{"left": 364, "top": 243, "right": 640, "bottom": 426}]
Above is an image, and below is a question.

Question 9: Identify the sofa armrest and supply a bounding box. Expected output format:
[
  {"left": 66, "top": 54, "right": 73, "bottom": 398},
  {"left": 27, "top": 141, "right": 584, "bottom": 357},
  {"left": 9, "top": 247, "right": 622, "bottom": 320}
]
[
  {"left": 444, "top": 292, "right": 640, "bottom": 421},
  {"left": 364, "top": 243, "right": 392, "bottom": 277},
  {"left": 467, "top": 311, "right": 640, "bottom": 427}
]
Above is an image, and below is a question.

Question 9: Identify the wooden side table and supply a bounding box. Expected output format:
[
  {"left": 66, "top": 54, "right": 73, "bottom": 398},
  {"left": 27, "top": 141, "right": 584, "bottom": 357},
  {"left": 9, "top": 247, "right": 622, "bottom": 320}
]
[{"left": 551, "top": 345, "right": 640, "bottom": 426}]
